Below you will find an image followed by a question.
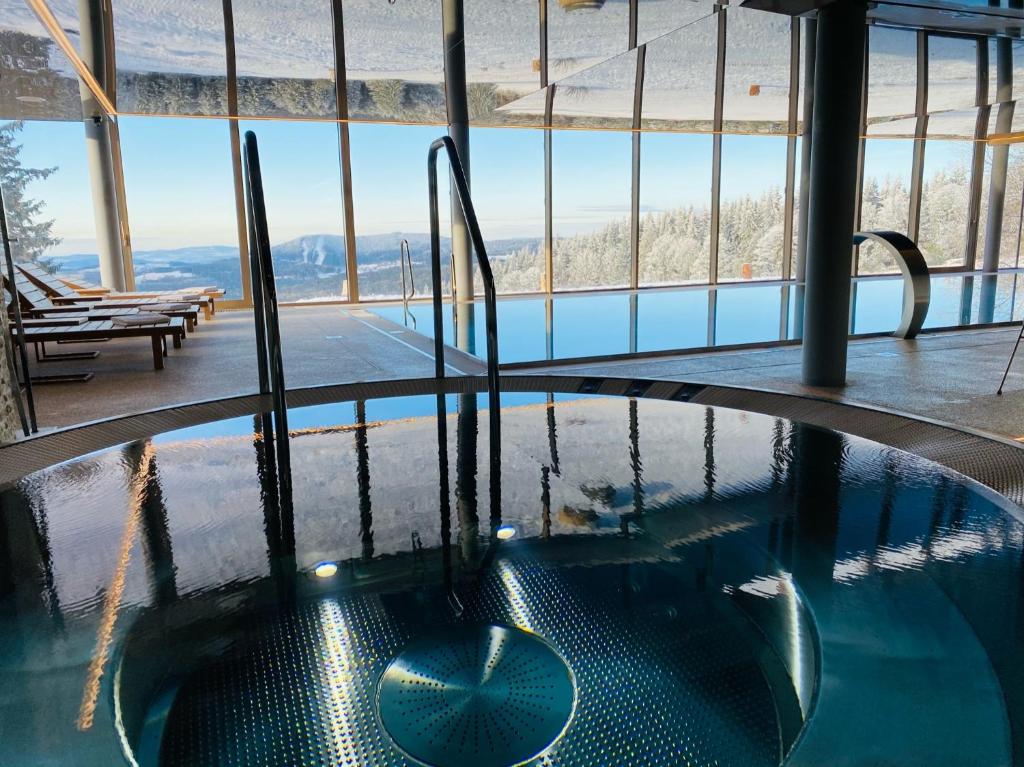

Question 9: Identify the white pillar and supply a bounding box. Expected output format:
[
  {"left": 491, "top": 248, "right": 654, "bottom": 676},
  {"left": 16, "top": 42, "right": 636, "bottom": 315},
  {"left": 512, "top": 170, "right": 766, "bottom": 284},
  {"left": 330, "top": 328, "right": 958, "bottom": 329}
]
[{"left": 78, "top": 0, "right": 126, "bottom": 291}]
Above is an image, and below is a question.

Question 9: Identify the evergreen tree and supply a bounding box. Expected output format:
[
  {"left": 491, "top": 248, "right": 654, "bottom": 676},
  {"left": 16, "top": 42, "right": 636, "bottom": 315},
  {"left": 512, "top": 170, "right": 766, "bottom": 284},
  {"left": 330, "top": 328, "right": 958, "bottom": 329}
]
[{"left": 0, "top": 121, "right": 59, "bottom": 263}]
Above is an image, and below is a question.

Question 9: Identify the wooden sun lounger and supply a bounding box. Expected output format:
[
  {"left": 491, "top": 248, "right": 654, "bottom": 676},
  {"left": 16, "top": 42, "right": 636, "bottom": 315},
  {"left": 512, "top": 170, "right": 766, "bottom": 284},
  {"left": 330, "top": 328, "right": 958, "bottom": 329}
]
[
  {"left": 11, "top": 317, "right": 186, "bottom": 371},
  {"left": 44, "top": 268, "right": 221, "bottom": 319},
  {"left": 6, "top": 270, "right": 199, "bottom": 331},
  {"left": 17, "top": 262, "right": 214, "bottom": 322}
]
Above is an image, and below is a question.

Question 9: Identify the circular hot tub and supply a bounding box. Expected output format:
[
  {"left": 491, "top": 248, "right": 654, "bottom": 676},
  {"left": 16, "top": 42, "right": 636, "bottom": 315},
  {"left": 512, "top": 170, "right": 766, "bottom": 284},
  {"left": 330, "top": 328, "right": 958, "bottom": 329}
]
[{"left": 0, "top": 376, "right": 1020, "bottom": 766}]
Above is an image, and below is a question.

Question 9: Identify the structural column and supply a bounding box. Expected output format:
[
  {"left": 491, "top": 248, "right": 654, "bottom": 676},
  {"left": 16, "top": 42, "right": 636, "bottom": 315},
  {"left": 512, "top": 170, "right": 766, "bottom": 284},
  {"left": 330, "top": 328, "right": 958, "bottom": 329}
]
[
  {"left": 78, "top": 0, "right": 126, "bottom": 291},
  {"left": 442, "top": 0, "right": 472, "bottom": 301},
  {"left": 800, "top": 1, "right": 866, "bottom": 387}
]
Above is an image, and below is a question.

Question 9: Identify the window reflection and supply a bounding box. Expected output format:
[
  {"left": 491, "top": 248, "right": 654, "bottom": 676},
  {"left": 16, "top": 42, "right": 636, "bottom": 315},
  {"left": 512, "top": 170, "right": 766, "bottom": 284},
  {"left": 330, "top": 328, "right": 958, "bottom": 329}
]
[
  {"left": 112, "top": 0, "right": 228, "bottom": 115},
  {"left": 233, "top": 0, "right": 337, "bottom": 119},
  {"left": 343, "top": 0, "right": 445, "bottom": 123},
  {"left": 867, "top": 27, "right": 917, "bottom": 121},
  {"left": 722, "top": 8, "right": 791, "bottom": 134}
]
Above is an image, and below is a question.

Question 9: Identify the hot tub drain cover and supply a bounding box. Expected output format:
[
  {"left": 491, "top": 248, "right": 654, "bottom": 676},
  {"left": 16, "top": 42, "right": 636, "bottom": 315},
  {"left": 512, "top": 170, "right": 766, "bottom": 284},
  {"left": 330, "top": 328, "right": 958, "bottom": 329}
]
[{"left": 377, "top": 625, "right": 576, "bottom": 767}]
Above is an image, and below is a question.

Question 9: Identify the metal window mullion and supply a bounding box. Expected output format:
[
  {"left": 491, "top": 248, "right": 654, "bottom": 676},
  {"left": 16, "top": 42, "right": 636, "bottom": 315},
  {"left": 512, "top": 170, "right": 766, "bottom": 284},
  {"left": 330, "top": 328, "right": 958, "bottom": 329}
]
[
  {"left": 332, "top": 0, "right": 359, "bottom": 303},
  {"left": 907, "top": 30, "right": 928, "bottom": 243},
  {"left": 964, "top": 37, "right": 990, "bottom": 270},
  {"left": 781, "top": 17, "right": 800, "bottom": 282},
  {"left": 222, "top": 0, "right": 251, "bottom": 306},
  {"left": 709, "top": 7, "right": 727, "bottom": 286},
  {"left": 628, "top": 0, "right": 638, "bottom": 50},
  {"left": 630, "top": 45, "right": 645, "bottom": 290},
  {"left": 852, "top": 26, "right": 869, "bottom": 276}
]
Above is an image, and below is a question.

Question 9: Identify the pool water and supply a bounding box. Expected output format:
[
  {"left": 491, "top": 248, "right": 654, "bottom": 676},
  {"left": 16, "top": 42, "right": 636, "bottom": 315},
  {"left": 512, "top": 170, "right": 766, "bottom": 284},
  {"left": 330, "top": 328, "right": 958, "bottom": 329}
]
[
  {"left": 371, "top": 272, "right": 1024, "bottom": 362},
  {"left": 1, "top": 389, "right": 1022, "bottom": 766}
]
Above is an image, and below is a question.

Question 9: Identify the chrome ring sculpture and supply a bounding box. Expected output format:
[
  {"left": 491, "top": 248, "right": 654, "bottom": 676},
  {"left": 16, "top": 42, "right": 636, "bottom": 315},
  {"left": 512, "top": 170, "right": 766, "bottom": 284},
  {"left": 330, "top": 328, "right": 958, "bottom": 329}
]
[{"left": 853, "top": 230, "right": 930, "bottom": 340}]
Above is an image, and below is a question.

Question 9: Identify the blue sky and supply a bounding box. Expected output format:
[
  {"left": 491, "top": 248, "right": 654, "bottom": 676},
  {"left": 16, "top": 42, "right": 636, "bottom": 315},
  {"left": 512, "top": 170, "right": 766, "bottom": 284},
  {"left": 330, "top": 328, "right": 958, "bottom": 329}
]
[{"left": 11, "top": 118, "right": 971, "bottom": 256}]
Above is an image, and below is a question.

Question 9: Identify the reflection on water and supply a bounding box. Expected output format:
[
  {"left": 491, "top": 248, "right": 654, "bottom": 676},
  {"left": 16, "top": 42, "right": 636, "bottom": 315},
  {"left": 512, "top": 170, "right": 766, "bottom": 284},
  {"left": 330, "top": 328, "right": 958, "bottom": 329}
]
[
  {"left": 374, "top": 271, "right": 1024, "bottom": 362},
  {"left": 1, "top": 393, "right": 1023, "bottom": 764}
]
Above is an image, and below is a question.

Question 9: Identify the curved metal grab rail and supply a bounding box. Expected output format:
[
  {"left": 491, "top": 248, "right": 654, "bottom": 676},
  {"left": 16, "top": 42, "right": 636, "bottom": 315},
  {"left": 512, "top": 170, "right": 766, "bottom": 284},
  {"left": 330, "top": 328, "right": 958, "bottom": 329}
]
[
  {"left": 853, "top": 230, "right": 930, "bottom": 340},
  {"left": 399, "top": 238, "right": 416, "bottom": 328},
  {"left": 427, "top": 135, "right": 501, "bottom": 523},
  {"left": 242, "top": 131, "right": 293, "bottom": 550}
]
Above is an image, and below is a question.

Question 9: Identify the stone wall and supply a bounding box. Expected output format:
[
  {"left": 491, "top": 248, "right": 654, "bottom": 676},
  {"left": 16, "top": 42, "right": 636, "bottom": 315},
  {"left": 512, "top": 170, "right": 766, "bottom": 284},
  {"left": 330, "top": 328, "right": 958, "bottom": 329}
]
[{"left": 0, "top": 310, "right": 20, "bottom": 443}]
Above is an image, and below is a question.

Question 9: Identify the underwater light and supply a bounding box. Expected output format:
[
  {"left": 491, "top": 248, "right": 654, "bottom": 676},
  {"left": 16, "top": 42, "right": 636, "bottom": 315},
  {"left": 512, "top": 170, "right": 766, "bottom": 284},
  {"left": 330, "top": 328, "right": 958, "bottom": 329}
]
[
  {"left": 496, "top": 525, "right": 517, "bottom": 540},
  {"left": 314, "top": 561, "right": 339, "bottom": 578}
]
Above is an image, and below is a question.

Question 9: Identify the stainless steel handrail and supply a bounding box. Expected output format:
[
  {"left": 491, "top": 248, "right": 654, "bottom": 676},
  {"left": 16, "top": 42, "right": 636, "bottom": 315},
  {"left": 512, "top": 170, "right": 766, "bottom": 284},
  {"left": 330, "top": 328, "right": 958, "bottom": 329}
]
[
  {"left": 427, "top": 135, "right": 501, "bottom": 521},
  {"left": 399, "top": 238, "right": 416, "bottom": 328},
  {"left": 242, "top": 131, "right": 292, "bottom": 497}
]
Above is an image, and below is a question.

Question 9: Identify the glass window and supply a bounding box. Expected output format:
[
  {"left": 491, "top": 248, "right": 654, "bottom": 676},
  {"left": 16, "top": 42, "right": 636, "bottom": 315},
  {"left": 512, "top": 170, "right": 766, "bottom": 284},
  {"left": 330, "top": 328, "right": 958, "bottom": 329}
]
[
  {"left": 859, "top": 139, "right": 913, "bottom": 274},
  {"left": 637, "top": 0, "right": 709, "bottom": 46},
  {"left": 471, "top": 128, "right": 545, "bottom": 294},
  {"left": 926, "top": 35, "right": 977, "bottom": 113},
  {"left": 638, "top": 132, "right": 713, "bottom": 285},
  {"left": 348, "top": 123, "right": 451, "bottom": 300},
  {"left": 119, "top": 117, "right": 243, "bottom": 298},
  {"left": 551, "top": 47, "right": 636, "bottom": 129},
  {"left": 867, "top": 27, "right": 917, "bottom": 121},
  {"left": 640, "top": 13, "right": 717, "bottom": 133},
  {"left": 547, "top": 0, "right": 629, "bottom": 83},
  {"left": 552, "top": 130, "right": 631, "bottom": 290},
  {"left": 1, "top": 120, "right": 98, "bottom": 281},
  {"left": 722, "top": 8, "right": 791, "bottom": 134},
  {"left": 1005, "top": 145, "right": 1024, "bottom": 269},
  {"left": 465, "top": 0, "right": 539, "bottom": 126},
  {"left": 717, "top": 135, "right": 787, "bottom": 281},
  {"left": 918, "top": 139, "right": 973, "bottom": 268},
  {"left": 0, "top": 1, "right": 82, "bottom": 120},
  {"left": 344, "top": 0, "right": 445, "bottom": 123},
  {"left": 239, "top": 120, "right": 347, "bottom": 302},
  {"left": 233, "top": 0, "right": 337, "bottom": 118}
]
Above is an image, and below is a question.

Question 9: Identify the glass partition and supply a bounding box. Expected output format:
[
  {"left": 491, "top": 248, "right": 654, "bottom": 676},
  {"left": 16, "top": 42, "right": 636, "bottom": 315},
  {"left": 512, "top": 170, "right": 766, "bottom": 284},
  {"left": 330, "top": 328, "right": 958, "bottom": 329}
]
[
  {"left": 638, "top": 132, "right": 713, "bottom": 285},
  {"left": 119, "top": 116, "right": 243, "bottom": 297},
  {"left": 348, "top": 123, "right": 450, "bottom": 299},
  {"left": 0, "top": 120, "right": 98, "bottom": 281},
  {"left": 552, "top": 129, "right": 631, "bottom": 290},
  {"left": 233, "top": 0, "right": 337, "bottom": 118},
  {"left": 239, "top": 120, "right": 347, "bottom": 302},
  {"left": 918, "top": 139, "right": 972, "bottom": 268},
  {"left": 859, "top": 139, "right": 914, "bottom": 273},
  {"left": 717, "top": 135, "right": 787, "bottom": 281},
  {"left": 471, "top": 128, "right": 545, "bottom": 294}
]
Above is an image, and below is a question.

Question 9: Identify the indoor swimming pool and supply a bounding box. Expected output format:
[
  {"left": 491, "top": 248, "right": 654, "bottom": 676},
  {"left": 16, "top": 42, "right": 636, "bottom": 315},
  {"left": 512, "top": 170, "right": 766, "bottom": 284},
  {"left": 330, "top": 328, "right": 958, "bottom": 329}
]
[
  {"left": 1, "top": 379, "right": 1022, "bottom": 766},
  {"left": 371, "top": 272, "right": 1024, "bottom": 363}
]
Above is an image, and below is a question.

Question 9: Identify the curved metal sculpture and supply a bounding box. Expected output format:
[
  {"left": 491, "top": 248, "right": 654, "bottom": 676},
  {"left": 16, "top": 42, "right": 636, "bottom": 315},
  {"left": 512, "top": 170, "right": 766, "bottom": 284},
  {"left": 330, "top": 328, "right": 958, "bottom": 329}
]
[{"left": 853, "top": 230, "right": 930, "bottom": 339}]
